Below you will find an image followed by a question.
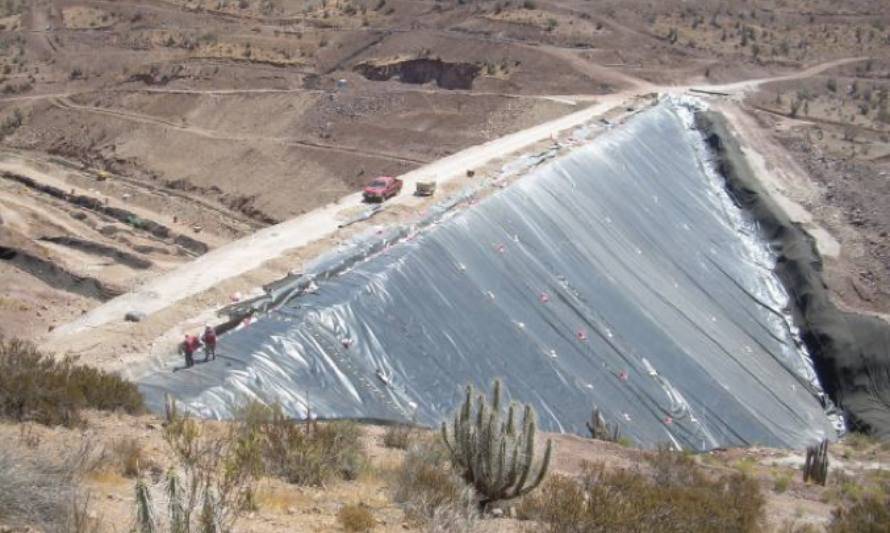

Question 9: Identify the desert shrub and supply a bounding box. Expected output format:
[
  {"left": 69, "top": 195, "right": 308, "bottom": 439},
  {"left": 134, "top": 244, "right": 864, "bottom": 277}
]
[
  {"left": 338, "top": 503, "right": 375, "bottom": 531},
  {"left": 0, "top": 108, "right": 22, "bottom": 136},
  {"left": 133, "top": 405, "right": 262, "bottom": 532},
  {"left": 516, "top": 473, "right": 587, "bottom": 528},
  {"left": 649, "top": 444, "right": 698, "bottom": 486},
  {"left": 392, "top": 437, "right": 478, "bottom": 530},
  {"left": 829, "top": 495, "right": 890, "bottom": 532},
  {"left": 519, "top": 459, "right": 765, "bottom": 533},
  {"left": 383, "top": 423, "right": 413, "bottom": 450},
  {"left": 236, "top": 402, "right": 366, "bottom": 486},
  {"left": 111, "top": 437, "right": 145, "bottom": 478},
  {"left": 0, "top": 438, "right": 89, "bottom": 531},
  {"left": 844, "top": 431, "right": 878, "bottom": 451},
  {"left": 0, "top": 337, "right": 144, "bottom": 427},
  {"left": 774, "top": 475, "right": 791, "bottom": 493}
]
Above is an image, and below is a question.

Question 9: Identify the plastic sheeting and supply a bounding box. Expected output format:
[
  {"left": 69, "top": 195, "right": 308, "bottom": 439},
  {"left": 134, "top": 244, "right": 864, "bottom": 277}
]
[{"left": 139, "top": 102, "right": 837, "bottom": 450}]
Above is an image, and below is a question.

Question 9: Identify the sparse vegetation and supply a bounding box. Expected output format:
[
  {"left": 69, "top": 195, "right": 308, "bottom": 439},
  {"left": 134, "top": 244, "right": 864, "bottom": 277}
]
[
  {"left": 337, "top": 502, "right": 375, "bottom": 531},
  {"left": 0, "top": 108, "right": 22, "bottom": 137},
  {"left": 829, "top": 495, "right": 890, "bottom": 532},
  {"left": 111, "top": 437, "right": 146, "bottom": 478},
  {"left": 0, "top": 337, "right": 144, "bottom": 427},
  {"left": 383, "top": 423, "right": 413, "bottom": 450},
  {"left": 235, "top": 401, "right": 366, "bottom": 486},
  {"left": 0, "top": 437, "right": 91, "bottom": 532},
  {"left": 133, "top": 401, "right": 263, "bottom": 532},
  {"left": 774, "top": 475, "right": 791, "bottom": 493},
  {"left": 392, "top": 436, "right": 478, "bottom": 530},
  {"left": 518, "top": 455, "right": 765, "bottom": 532}
]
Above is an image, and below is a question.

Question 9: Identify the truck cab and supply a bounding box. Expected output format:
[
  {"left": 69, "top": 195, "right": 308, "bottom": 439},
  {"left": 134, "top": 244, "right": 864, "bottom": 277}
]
[{"left": 363, "top": 176, "right": 403, "bottom": 202}]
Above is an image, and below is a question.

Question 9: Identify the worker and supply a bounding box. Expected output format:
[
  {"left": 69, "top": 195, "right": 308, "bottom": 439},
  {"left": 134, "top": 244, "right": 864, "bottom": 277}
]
[
  {"left": 180, "top": 333, "right": 200, "bottom": 368},
  {"left": 202, "top": 325, "right": 217, "bottom": 361}
]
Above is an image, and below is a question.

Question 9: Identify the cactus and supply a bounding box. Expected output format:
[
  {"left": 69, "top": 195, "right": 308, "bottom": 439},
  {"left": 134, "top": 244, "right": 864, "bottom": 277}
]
[
  {"left": 586, "top": 405, "right": 621, "bottom": 443},
  {"left": 803, "top": 439, "right": 829, "bottom": 485},
  {"left": 164, "top": 393, "right": 178, "bottom": 424},
  {"left": 134, "top": 476, "right": 156, "bottom": 533},
  {"left": 441, "top": 380, "right": 552, "bottom": 510},
  {"left": 167, "top": 469, "right": 187, "bottom": 533}
]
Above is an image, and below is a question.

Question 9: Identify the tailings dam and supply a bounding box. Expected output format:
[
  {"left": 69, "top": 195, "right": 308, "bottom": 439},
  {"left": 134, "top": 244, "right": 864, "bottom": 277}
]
[{"left": 139, "top": 101, "right": 843, "bottom": 451}]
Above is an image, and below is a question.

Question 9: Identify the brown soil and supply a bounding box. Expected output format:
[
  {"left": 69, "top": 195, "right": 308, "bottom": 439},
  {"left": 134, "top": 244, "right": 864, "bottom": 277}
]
[
  {"left": 2, "top": 412, "right": 886, "bottom": 532},
  {"left": 2, "top": 0, "right": 889, "bottom": 339},
  {"left": 744, "top": 57, "right": 890, "bottom": 317}
]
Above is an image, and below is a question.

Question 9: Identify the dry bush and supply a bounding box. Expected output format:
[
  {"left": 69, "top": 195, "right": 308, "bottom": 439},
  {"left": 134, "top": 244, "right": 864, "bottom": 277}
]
[
  {"left": 133, "top": 404, "right": 263, "bottom": 532},
  {"left": 392, "top": 437, "right": 478, "bottom": 531},
  {"left": 337, "top": 503, "right": 375, "bottom": 531},
  {"left": 0, "top": 337, "right": 143, "bottom": 427},
  {"left": 111, "top": 437, "right": 145, "bottom": 478},
  {"left": 829, "top": 495, "right": 890, "bottom": 532},
  {"left": 383, "top": 423, "right": 413, "bottom": 450},
  {"left": 773, "top": 475, "right": 791, "bottom": 493},
  {"left": 649, "top": 444, "right": 698, "bottom": 487},
  {"left": 518, "top": 457, "right": 765, "bottom": 533},
  {"left": 844, "top": 431, "right": 879, "bottom": 451},
  {"left": 0, "top": 437, "right": 92, "bottom": 531},
  {"left": 236, "top": 401, "right": 366, "bottom": 486}
]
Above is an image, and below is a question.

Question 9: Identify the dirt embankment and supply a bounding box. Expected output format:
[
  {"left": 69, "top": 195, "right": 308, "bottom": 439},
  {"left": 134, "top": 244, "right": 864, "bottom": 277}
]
[{"left": 697, "top": 111, "right": 890, "bottom": 438}]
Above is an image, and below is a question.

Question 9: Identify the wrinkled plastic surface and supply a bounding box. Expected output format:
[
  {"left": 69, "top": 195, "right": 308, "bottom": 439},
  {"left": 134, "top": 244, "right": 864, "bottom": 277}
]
[{"left": 139, "top": 103, "right": 837, "bottom": 450}]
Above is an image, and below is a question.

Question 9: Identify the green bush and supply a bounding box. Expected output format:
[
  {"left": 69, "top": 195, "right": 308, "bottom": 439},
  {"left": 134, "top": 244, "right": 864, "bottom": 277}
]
[
  {"left": 236, "top": 402, "right": 366, "bottom": 486},
  {"left": 518, "top": 459, "right": 765, "bottom": 533},
  {"left": 0, "top": 337, "right": 144, "bottom": 427}
]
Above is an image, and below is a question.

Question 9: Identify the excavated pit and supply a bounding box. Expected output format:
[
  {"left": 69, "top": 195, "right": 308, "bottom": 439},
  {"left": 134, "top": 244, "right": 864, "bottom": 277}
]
[
  {"left": 139, "top": 102, "right": 840, "bottom": 450},
  {"left": 354, "top": 58, "right": 481, "bottom": 90}
]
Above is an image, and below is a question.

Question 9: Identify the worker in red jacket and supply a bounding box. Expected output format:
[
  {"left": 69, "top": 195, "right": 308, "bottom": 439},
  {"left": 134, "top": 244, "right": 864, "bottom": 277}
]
[
  {"left": 201, "top": 325, "right": 217, "bottom": 362},
  {"left": 179, "top": 333, "right": 200, "bottom": 368}
]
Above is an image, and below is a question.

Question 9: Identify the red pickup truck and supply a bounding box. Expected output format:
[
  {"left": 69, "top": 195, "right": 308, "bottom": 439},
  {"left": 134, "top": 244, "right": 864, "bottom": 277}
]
[{"left": 363, "top": 176, "right": 403, "bottom": 202}]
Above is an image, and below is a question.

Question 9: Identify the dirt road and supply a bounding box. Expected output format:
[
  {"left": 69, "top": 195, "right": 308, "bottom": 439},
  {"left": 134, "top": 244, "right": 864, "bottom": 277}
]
[
  {"left": 45, "top": 57, "right": 870, "bottom": 346},
  {"left": 696, "top": 57, "right": 869, "bottom": 96},
  {"left": 48, "top": 89, "right": 648, "bottom": 339}
]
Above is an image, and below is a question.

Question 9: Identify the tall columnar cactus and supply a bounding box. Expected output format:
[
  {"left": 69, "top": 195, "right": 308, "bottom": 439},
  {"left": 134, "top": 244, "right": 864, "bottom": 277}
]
[
  {"left": 803, "top": 439, "right": 829, "bottom": 486},
  {"left": 586, "top": 405, "right": 622, "bottom": 443},
  {"left": 441, "top": 380, "right": 553, "bottom": 510}
]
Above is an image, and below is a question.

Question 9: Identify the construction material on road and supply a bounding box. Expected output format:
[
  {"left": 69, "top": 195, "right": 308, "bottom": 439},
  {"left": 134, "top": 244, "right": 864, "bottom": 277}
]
[{"left": 414, "top": 181, "right": 437, "bottom": 197}]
